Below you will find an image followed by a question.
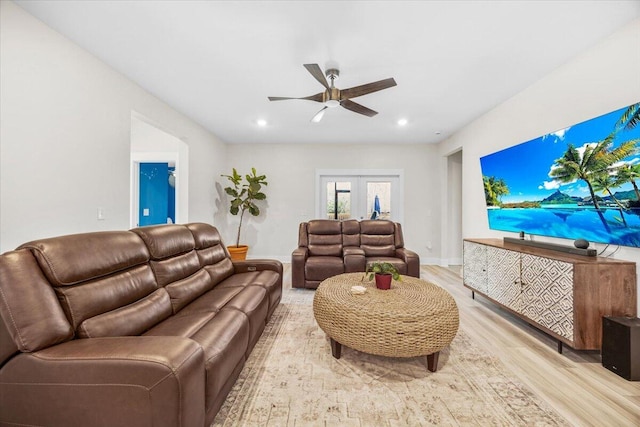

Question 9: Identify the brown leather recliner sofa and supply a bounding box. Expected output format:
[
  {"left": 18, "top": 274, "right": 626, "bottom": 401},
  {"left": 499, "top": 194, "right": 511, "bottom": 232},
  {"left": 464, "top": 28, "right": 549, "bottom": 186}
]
[
  {"left": 292, "top": 219, "right": 420, "bottom": 289},
  {"left": 0, "top": 222, "right": 282, "bottom": 427}
]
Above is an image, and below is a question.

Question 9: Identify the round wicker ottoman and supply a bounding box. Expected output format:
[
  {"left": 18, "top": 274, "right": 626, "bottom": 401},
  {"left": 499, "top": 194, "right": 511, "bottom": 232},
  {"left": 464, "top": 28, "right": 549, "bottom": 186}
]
[{"left": 313, "top": 273, "right": 459, "bottom": 372}]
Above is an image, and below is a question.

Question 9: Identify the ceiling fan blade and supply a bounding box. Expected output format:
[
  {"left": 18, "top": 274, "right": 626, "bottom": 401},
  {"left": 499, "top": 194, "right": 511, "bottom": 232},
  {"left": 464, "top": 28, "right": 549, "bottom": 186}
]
[
  {"left": 311, "top": 106, "right": 329, "bottom": 123},
  {"left": 303, "top": 64, "right": 330, "bottom": 90},
  {"left": 268, "top": 92, "right": 324, "bottom": 102},
  {"left": 340, "top": 78, "right": 397, "bottom": 100},
  {"left": 340, "top": 99, "right": 378, "bottom": 117}
]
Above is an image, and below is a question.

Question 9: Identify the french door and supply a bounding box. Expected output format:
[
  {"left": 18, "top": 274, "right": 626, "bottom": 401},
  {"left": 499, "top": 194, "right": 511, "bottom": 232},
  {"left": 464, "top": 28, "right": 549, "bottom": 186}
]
[{"left": 316, "top": 170, "right": 403, "bottom": 223}]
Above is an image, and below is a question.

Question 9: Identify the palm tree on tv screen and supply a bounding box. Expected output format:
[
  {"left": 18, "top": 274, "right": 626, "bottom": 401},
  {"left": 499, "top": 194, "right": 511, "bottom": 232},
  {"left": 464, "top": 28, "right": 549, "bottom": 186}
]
[
  {"left": 592, "top": 172, "right": 627, "bottom": 210},
  {"left": 615, "top": 163, "right": 640, "bottom": 201},
  {"left": 550, "top": 134, "right": 637, "bottom": 210},
  {"left": 483, "top": 176, "right": 509, "bottom": 206},
  {"left": 616, "top": 103, "right": 640, "bottom": 131}
]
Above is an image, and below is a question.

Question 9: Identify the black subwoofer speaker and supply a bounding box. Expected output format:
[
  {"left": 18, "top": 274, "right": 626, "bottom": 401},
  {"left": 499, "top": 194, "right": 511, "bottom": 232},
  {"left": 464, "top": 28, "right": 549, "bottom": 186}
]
[{"left": 602, "top": 316, "right": 640, "bottom": 381}]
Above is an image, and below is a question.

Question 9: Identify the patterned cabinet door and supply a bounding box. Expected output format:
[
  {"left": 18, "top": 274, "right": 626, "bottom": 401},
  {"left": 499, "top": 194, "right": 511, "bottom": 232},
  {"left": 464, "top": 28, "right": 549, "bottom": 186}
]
[
  {"left": 486, "top": 247, "right": 522, "bottom": 312},
  {"left": 520, "top": 254, "right": 574, "bottom": 341},
  {"left": 463, "top": 241, "right": 488, "bottom": 294}
]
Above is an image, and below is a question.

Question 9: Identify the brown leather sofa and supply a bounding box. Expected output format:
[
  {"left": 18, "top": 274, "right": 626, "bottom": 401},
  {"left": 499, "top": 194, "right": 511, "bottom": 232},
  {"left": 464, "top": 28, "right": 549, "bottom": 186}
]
[
  {"left": 292, "top": 219, "right": 420, "bottom": 289},
  {"left": 0, "top": 222, "right": 282, "bottom": 427}
]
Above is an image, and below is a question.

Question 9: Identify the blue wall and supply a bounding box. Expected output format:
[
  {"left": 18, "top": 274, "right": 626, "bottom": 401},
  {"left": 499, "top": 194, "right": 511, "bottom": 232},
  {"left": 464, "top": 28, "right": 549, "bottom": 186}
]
[{"left": 139, "top": 163, "right": 170, "bottom": 226}]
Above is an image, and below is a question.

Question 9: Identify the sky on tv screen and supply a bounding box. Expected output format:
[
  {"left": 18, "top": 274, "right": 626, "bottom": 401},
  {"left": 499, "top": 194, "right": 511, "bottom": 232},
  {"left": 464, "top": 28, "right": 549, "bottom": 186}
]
[{"left": 480, "top": 104, "right": 640, "bottom": 204}]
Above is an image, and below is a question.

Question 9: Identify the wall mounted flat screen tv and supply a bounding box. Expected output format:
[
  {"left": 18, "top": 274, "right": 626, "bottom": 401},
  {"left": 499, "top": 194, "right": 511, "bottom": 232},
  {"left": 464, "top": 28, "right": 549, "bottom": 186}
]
[{"left": 480, "top": 102, "right": 640, "bottom": 248}]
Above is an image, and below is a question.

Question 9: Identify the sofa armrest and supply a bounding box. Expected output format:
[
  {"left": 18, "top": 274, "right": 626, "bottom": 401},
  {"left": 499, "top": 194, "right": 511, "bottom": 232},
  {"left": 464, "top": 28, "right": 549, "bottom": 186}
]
[
  {"left": 291, "top": 247, "right": 308, "bottom": 288},
  {"left": 0, "top": 336, "right": 205, "bottom": 427},
  {"left": 343, "top": 246, "right": 365, "bottom": 273},
  {"left": 396, "top": 247, "right": 420, "bottom": 278},
  {"left": 232, "top": 259, "right": 283, "bottom": 276}
]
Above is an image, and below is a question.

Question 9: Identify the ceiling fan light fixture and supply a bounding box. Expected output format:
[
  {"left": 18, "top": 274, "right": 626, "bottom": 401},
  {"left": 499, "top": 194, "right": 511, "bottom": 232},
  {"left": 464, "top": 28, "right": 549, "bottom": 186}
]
[
  {"left": 326, "top": 99, "right": 340, "bottom": 108},
  {"left": 311, "top": 107, "right": 327, "bottom": 123}
]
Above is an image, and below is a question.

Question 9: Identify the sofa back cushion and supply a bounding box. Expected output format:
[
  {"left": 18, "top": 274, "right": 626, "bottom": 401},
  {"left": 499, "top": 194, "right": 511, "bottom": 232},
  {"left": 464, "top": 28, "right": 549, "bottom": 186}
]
[
  {"left": 306, "top": 220, "right": 343, "bottom": 257},
  {"left": 133, "top": 224, "right": 213, "bottom": 313},
  {"left": 18, "top": 231, "right": 168, "bottom": 338},
  {"left": 342, "top": 219, "right": 360, "bottom": 247},
  {"left": 359, "top": 220, "right": 397, "bottom": 257},
  {"left": 0, "top": 250, "right": 74, "bottom": 358},
  {"left": 185, "top": 223, "right": 234, "bottom": 287}
]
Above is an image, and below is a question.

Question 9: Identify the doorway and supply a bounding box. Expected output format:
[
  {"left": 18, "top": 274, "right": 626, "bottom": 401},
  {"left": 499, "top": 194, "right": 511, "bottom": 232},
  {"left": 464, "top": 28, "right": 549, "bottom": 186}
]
[
  {"left": 130, "top": 114, "right": 189, "bottom": 228},
  {"left": 442, "top": 150, "right": 463, "bottom": 266}
]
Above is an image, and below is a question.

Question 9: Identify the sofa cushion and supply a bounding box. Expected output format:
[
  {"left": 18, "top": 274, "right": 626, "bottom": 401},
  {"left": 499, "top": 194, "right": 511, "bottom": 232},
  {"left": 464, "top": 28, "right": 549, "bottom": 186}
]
[
  {"left": 19, "top": 231, "right": 149, "bottom": 286},
  {"left": 307, "top": 220, "right": 343, "bottom": 257},
  {"left": 78, "top": 288, "right": 172, "bottom": 338},
  {"left": 305, "top": 256, "right": 344, "bottom": 281},
  {"left": 185, "top": 223, "right": 234, "bottom": 287},
  {"left": 360, "top": 220, "right": 396, "bottom": 257},
  {"left": 342, "top": 219, "right": 360, "bottom": 247},
  {"left": 0, "top": 250, "right": 73, "bottom": 354},
  {"left": 165, "top": 269, "right": 214, "bottom": 313},
  {"left": 185, "top": 309, "right": 250, "bottom": 413},
  {"left": 144, "top": 311, "right": 216, "bottom": 337},
  {"left": 224, "top": 287, "right": 269, "bottom": 353},
  {"left": 177, "top": 287, "right": 244, "bottom": 316},
  {"left": 133, "top": 224, "right": 216, "bottom": 314},
  {"left": 146, "top": 306, "right": 250, "bottom": 417},
  {"left": 57, "top": 265, "right": 158, "bottom": 330},
  {"left": 17, "top": 230, "right": 160, "bottom": 340},
  {"left": 132, "top": 224, "right": 195, "bottom": 260}
]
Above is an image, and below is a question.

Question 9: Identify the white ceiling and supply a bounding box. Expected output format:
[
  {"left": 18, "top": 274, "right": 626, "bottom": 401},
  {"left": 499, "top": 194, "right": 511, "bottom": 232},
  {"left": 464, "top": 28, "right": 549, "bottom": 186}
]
[{"left": 15, "top": 1, "right": 640, "bottom": 145}]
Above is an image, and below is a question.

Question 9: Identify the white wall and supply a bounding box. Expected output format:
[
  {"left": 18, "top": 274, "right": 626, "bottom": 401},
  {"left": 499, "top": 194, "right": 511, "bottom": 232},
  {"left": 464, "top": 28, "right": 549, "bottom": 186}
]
[
  {"left": 130, "top": 115, "right": 190, "bottom": 227},
  {"left": 220, "top": 143, "right": 440, "bottom": 263},
  {"left": 0, "top": 1, "right": 226, "bottom": 252},
  {"left": 438, "top": 18, "right": 640, "bottom": 309}
]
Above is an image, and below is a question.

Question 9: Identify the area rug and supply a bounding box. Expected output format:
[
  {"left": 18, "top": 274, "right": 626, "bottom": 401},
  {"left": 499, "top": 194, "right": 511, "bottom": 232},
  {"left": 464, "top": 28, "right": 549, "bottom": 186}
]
[{"left": 212, "top": 287, "right": 568, "bottom": 426}]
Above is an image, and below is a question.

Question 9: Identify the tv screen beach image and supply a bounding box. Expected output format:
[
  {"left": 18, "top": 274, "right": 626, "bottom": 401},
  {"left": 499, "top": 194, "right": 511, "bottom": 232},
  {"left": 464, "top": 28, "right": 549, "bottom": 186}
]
[{"left": 480, "top": 102, "right": 640, "bottom": 247}]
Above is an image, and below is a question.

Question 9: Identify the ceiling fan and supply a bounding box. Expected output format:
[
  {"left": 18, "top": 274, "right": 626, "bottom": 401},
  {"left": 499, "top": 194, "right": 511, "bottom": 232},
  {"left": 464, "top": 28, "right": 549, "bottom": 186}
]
[{"left": 268, "top": 64, "right": 397, "bottom": 123}]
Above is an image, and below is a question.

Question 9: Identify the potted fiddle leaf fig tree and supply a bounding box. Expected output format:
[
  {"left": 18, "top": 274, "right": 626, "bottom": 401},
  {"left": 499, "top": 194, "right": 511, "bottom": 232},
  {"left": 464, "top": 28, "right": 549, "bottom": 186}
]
[
  {"left": 221, "top": 167, "right": 268, "bottom": 260},
  {"left": 364, "top": 262, "right": 401, "bottom": 290}
]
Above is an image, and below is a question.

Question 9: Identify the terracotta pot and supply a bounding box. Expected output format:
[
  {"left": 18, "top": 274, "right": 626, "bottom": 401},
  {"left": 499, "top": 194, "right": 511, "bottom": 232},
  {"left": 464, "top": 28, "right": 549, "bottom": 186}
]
[
  {"left": 375, "top": 273, "right": 392, "bottom": 290},
  {"left": 227, "top": 245, "right": 249, "bottom": 261}
]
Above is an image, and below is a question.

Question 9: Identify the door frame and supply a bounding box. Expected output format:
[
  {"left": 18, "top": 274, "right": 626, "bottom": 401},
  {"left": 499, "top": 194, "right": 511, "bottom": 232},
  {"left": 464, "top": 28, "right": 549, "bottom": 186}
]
[{"left": 315, "top": 169, "right": 404, "bottom": 223}]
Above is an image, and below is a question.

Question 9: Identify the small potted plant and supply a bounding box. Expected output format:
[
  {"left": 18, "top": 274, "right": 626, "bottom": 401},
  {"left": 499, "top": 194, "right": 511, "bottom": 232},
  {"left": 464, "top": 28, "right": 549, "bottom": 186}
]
[
  {"left": 221, "top": 167, "right": 268, "bottom": 260},
  {"left": 364, "top": 262, "right": 401, "bottom": 290}
]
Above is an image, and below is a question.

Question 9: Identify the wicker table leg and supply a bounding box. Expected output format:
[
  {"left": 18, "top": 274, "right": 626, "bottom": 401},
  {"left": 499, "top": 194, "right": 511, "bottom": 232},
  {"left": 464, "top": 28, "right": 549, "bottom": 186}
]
[
  {"left": 330, "top": 338, "right": 342, "bottom": 359},
  {"left": 426, "top": 351, "right": 440, "bottom": 372}
]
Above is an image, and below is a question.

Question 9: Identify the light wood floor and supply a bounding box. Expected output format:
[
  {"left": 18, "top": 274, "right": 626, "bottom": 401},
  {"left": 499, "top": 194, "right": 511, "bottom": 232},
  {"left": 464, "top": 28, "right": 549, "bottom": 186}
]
[
  {"left": 283, "top": 264, "right": 640, "bottom": 427},
  {"left": 422, "top": 265, "right": 640, "bottom": 427}
]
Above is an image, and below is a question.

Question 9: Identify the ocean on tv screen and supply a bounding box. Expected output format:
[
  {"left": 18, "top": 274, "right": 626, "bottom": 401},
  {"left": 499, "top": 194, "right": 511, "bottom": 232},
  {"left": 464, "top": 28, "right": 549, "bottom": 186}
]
[{"left": 487, "top": 206, "right": 640, "bottom": 248}]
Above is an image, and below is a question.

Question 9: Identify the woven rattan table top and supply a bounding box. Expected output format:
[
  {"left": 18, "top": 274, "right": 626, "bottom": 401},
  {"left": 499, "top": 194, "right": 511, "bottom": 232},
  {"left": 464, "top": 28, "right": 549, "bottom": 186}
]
[{"left": 313, "top": 273, "right": 459, "bottom": 358}]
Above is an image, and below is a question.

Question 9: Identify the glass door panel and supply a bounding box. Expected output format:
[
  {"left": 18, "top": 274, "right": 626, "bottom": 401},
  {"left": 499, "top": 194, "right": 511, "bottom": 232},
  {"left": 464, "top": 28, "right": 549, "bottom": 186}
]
[
  {"left": 326, "top": 181, "right": 352, "bottom": 219},
  {"left": 366, "top": 181, "right": 391, "bottom": 220}
]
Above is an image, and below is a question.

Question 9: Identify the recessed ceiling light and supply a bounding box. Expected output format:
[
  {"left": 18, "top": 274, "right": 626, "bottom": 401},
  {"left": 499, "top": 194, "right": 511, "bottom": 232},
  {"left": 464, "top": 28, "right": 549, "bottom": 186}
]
[
  {"left": 397, "top": 118, "right": 408, "bottom": 126},
  {"left": 256, "top": 119, "right": 267, "bottom": 127},
  {"left": 435, "top": 131, "right": 441, "bottom": 135}
]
